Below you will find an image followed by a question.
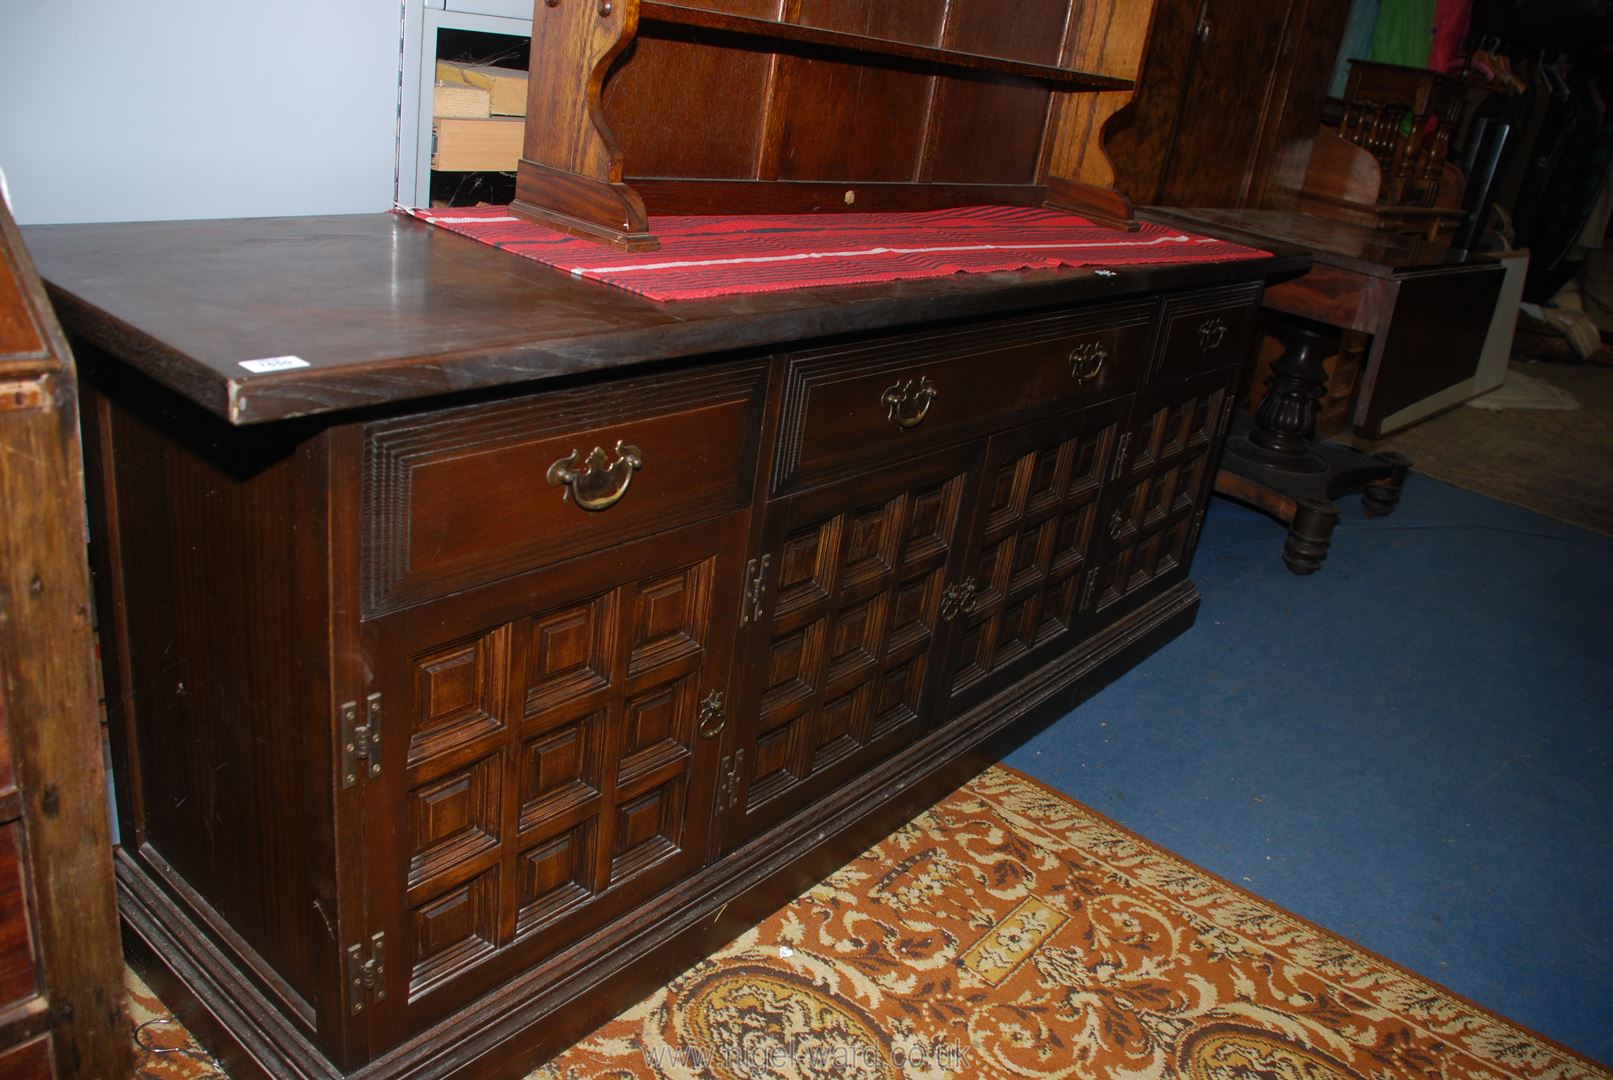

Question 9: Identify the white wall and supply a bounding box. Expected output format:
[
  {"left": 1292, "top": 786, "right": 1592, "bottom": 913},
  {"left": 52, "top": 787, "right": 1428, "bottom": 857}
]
[{"left": 0, "top": 0, "right": 402, "bottom": 224}]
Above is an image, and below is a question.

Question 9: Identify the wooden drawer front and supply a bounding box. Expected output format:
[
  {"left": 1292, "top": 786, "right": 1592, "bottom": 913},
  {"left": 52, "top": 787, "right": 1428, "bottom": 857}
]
[
  {"left": 0, "top": 1036, "right": 54, "bottom": 1080},
  {"left": 1151, "top": 283, "right": 1263, "bottom": 384},
  {"left": 0, "top": 824, "right": 39, "bottom": 1010},
  {"left": 364, "top": 360, "right": 766, "bottom": 615},
  {"left": 772, "top": 301, "right": 1157, "bottom": 494}
]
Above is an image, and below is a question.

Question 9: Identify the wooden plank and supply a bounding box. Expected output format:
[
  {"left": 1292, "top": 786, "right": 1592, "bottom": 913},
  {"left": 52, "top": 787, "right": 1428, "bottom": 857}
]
[
  {"left": 432, "top": 117, "right": 524, "bottom": 172},
  {"left": 436, "top": 61, "right": 527, "bottom": 116}
]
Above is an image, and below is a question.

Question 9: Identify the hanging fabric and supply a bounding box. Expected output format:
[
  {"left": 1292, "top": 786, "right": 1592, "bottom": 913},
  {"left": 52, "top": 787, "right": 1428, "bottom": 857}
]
[
  {"left": 1429, "top": 0, "right": 1472, "bottom": 75},
  {"left": 1330, "top": 0, "right": 1384, "bottom": 97},
  {"left": 1369, "top": 0, "right": 1438, "bottom": 69}
]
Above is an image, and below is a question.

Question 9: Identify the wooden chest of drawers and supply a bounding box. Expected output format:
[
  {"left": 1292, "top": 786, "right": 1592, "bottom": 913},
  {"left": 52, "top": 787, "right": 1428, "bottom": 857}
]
[{"left": 25, "top": 212, "right": 1299, "bottom": 1079}]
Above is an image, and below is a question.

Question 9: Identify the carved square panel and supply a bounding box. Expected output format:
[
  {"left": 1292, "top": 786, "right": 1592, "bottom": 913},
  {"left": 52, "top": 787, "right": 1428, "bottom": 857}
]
[
  {"left": 975, "top": 535, "right": 1016, "bottom": 600},
  {"left": 515, "top": 821, "right": 595, "bottom": 935},
  {"left": 1067, "top": 429, "right": 1106, "bottom": 497},
  {"left": 1119, "top": 480, "right": 1149, "bottom": 533},
  {"left": 842, "top": 503, "right": 897, "bottom": 588},
  {"left": 1132, "top": 407, "right": 1165, "bottom": 472},
  {"left": 1163, "top": 516, "right": 1193, "bottom": 568},
  {"left": 525, "top": 594, "right": 613, "bottom": 716},
  {"left": 749, "top": 714, "right": 804, "bottom": 807},
  {"left": 408, "top": 755, "right": 502, "bottom": 889},
  {"left": 1129, "top": 531, "right": 1165, "bottom": 590},
  {"left": 1188, "top": 390, "right": 1222, "bottom": 446},
  {"left": 997, "top": 593, "right": 1037, "bottom": 665},
  {"left": 1160, "top": 399, "right": 1194, "bottom": 460},
  {"left": 873, "top": 653, "right": 927, "bottom": 738},
  {"left": 1097, "top": 549, "right": 1133, "bottom": 611},
  {"left": 985, "top": 458, "right": 1021, "bottom": 531},
  {"left": 610, "top": 777, "right": 686, "bottom": 884},
  {"left": 762, "top": 619, "right": 823, "bottom": 716},
  {"left": 826, "top": 593, "right": 886, "bottom": 685},
  {"left": 1009, "top": 519, "right": 1053, "bottom": 596},
  {"left": 518, "top": 711, "right": 603, "bottom": 833},
  {"left": 1048, "top": 568, "right": 1084, "bottom": 632},
  {"left": 776, "top": 522, "right": 835, "bottom": 615},
  {"left": 409, "top": 868, "right": 498, "bottom": 997},
  {"left": 409, "top": 634, "right": 505, "bottom": 766},
  {"left": 813, "top": 682, "right": 871, "bottom": 769},
  {"left": 1176, "top": 455, "right": 1206, "bottom": 514},
  {"left": 618, "top": 674, "right": 695, "bottom": 785},
  {"left": 902, "top": 478, "right": 960, "bottom": 567},
  {"left": 1050, "top": 503, "right": 1094, "bottom": 577},
  {"left": 1024, "top": 445, "right": 1065, "bottom": 517},
  {"left": 1145, "top": 468, "right": 1177, "bottom": 526},
  {"left": 889, "top": 568, "right": 939, "bottom": 654},
  {"left": 628, "top": 561, "right": 710, "bottom": 677}
]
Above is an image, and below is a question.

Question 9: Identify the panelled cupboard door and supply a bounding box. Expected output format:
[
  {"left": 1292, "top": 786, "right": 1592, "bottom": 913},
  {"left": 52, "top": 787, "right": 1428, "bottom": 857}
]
[
  {"left": 941, "top": 397, "right": 1130, "bottom": 718},
  {"left": 1089, "top": 365, "right": 1241, "bottom": 630},
  {"left": 720, "top": 444, "right": 982, "bottom": 850},
  {"left": 356, "top": 514, "right": 746, "bottom": 1044}
]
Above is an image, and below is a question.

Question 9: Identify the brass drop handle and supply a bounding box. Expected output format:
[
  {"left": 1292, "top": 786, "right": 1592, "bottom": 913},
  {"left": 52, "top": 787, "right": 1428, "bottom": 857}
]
[
  {"left": 1107, "top": 509, "right": 1127, "bottom": 540},
  {"left": 881, "top": 376, "right": 938, "bottom": 429},
  {"left": 697, "top": 690, "right": 726, "bottom": 739},
  {"left": 940, "top": 577, "right": 979, "bottom": 623},
  {"left": 1198, "top": 317, "right": 1229, "bottom": 351},
  {"left": 1069, "top": 341, "right": 1108, "bottom": 383},
  {"left": 547, "top": 440, "right": 642, "bottom": 511}
]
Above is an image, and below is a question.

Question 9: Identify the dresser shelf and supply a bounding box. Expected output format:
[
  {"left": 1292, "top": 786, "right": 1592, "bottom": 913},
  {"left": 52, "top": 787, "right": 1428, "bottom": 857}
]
[{"left": 638, "top": 2, "right": 1136, "bottom": 90}]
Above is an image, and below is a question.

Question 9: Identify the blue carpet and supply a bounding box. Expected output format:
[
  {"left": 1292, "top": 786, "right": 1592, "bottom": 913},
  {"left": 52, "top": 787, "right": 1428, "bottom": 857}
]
[{"left": 1003, "top": 474, "right": 1613, "bottom": 1066}]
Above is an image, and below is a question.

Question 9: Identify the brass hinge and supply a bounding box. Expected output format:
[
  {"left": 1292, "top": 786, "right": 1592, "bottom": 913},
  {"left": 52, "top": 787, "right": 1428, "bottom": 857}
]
[
  {"left": 1189, "top": 510, "right": 1207, "bottom": 550},
  {"left": 340, "top": 692, "right": 382, "bottom": 789},
  {"left": 716, "top": 750, "right": 745, "bottom": 812},
  {"left": 1218, "top": 392, "right": 1236, "bottom": 435},
  {"left": 346, "top": 932, "right": 386, "bottom": 1015},
  {"left": 1110, "top": 432, "right": 1132, "bottom": 481},
  {"left": 739, "top": 555, "right": 770, "bottom": 625}
]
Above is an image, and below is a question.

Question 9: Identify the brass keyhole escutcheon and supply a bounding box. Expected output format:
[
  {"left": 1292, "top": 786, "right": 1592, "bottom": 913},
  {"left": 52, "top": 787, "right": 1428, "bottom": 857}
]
[
  {"left": 1107, "top": 509, "right": 1127, "bottom": 541},
  {"left": 547, "top": 440, "right": 642, "bottom": 511},
  {"left": 1069, "top": 341, "right": 1108, "bottom": 383},
  {"left": 881, "top": 376, "right": 938, "bottom": 429}
]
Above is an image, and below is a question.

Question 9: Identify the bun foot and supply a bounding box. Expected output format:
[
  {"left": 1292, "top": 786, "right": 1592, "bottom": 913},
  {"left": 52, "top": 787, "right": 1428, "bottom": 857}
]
[
  {"left": 1283, "top": 497, "right": 1340, "bottom": 575},
  {"left": 1363, "top": 451, "right": 1411, "bottom": 517}
]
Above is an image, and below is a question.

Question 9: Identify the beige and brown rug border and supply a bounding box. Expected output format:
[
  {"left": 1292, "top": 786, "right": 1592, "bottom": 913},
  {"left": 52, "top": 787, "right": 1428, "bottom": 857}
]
[{"left": 988, "top": 761, "right": 1612, "bottom": 1077}]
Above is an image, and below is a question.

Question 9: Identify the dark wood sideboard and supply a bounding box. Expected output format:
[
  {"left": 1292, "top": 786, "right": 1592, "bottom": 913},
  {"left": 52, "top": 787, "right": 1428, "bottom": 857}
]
[{"left": 26, "top": 212, "right": 1305, "bottom": 1078}]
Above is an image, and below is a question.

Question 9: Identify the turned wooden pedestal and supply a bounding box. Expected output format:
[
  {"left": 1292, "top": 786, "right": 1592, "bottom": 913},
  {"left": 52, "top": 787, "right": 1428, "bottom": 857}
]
[{"left": 1217, "top": 318, "right": 1410, "bottom": 574}]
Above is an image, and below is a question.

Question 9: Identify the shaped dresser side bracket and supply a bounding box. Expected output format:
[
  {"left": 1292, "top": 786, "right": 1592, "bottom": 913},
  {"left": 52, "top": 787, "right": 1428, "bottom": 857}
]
[
  {"left": 1039, "top": 0, "right": 1160, "bottom": 232},
  {"left": 511, "top": 0, "right": 660, "bottom": 251}
]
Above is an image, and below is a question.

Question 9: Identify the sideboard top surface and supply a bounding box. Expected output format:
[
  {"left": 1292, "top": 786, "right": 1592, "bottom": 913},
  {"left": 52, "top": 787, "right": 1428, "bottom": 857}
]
[{"left": 25, "top": 212, "right": 1306, "bottom": 425}]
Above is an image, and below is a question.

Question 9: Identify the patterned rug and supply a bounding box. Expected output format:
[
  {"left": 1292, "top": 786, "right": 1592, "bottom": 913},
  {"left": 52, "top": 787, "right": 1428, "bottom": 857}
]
[{"left": 127, "top": 766, "right": 1609, "bottom": 1079}]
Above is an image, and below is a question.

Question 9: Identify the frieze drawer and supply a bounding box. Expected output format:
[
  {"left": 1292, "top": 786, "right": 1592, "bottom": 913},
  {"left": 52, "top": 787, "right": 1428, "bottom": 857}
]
[
  {"left": 1151, "top": 283, "right": 1264, "bottom": 384},
  {"left": 771, "top": 301, "right": 1158, "bottom": 495},
  {"left": 363, "top": 360, "right": 768, "bottom": 616}
]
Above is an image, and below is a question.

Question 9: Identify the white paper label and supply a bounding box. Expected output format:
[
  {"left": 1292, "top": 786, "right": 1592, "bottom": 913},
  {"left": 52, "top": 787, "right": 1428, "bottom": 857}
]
[{"left": 239, "top": 355, "right": 311, "bottom": 373}]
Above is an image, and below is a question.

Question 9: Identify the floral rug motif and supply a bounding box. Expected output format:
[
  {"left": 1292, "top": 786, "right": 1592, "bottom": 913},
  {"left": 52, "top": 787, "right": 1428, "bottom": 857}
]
[
  {"left": 123, "top": 766, "right": 1610, "bottom": 1079},
  {"left": 532, "top": 766, "right": 1608, "bottom": 1080}
]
